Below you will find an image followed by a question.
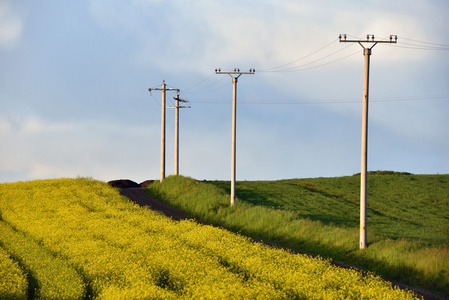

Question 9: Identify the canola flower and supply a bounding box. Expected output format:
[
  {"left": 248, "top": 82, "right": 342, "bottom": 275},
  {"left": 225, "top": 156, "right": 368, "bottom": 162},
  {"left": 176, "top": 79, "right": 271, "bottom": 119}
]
[
  {"left": 0, "top": 220, "right": 85, "bottom": 300},
  {"left": 0, "top": 245, "right": 27, "bottom": 300},
  {"left": 0, "top": 178, "right": 422, "bottom": 299}
]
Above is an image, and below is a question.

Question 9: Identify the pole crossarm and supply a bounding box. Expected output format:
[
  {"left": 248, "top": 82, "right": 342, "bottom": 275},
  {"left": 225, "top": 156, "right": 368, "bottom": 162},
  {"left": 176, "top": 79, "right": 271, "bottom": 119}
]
[
  {"left": 215, "top": 68, "right": 256, "bottom": 76},
  {"left": 339, "top": 34, "right": 398, "bottom": 44},
  {"left": 148, "top": 87, "right": 180, "bottom": 93}
]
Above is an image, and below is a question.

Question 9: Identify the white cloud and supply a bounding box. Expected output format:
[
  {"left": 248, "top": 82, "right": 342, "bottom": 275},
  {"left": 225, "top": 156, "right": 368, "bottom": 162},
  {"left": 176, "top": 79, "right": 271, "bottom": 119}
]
[
  {"left": 87, "top": 0, "right": 446, "bottom": 77},
  {"left": 0, "top": 117, "right": 161, "bottom": 183},
  {"left": 0, "top": 1, "right": 23, "bottom": 49}
]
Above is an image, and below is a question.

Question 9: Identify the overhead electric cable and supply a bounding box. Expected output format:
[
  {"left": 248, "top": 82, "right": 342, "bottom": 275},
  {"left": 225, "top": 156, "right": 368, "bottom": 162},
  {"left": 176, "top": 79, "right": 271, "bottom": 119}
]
[
  {"left": 184, "top": 75, "right": 229, "bottom": 94},
  {"left": 184, "top": 80, "right": 232, "bottom": 95},
  {"left": 259, "top": 42, "right": 357, "bottom": 73},
  {"left": 258, "top": 39, "right": 339, "bottom": 72},
  {"left": 384, "top": 36, "right": 449, "bottom": 50},
  {"left": 271, "top": 49, "right": 360, "bottom": 73},
  {"left": 183, "top": 72, "right": 215, "bottom": 92},
  {"left": 392, "top": 43, "right": 449, "bottom": 50},
  {"left": 399, "top": 36, "right": 449, "bottom": 48},
  {"left": 148, "top": 90, "right": 161, "bottom": 106},
  {"left": 187, "top": 94, "right": 449, "bottom": 105}
]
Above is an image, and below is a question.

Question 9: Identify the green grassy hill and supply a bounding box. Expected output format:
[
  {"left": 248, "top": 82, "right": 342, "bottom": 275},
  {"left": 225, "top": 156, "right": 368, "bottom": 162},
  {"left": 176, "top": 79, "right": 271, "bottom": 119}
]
[
  {"left": 146, "top": 173, "right": 449, "bottom": 297},
  {"left": 208, "top": 172, "right": 449, "bottom": 246}
]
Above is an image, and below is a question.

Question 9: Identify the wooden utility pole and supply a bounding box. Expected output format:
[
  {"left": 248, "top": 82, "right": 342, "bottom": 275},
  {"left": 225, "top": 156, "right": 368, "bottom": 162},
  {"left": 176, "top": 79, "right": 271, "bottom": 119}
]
[
  {"left": 215, "top": 68, "right": 255, "bottom": 205},
  {"left": 339, "top": 34, "right": 397, "bottom": 249},
  {"left": 148, "top": 81, "right": 179, "bottom": 182},
  {"left": 169, "top": 94, "right": 190, "bottom": 175}
]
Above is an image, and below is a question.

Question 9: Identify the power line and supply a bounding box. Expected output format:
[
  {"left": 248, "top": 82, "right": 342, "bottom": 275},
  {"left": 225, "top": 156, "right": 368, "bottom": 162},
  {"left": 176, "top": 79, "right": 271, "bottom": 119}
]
[
  {"left": 369, "top": 94, "right": 449, "bottom": 102},
  {"left": 183, "top": 72, "right": 215, "bottom": 92},
  {"left": 149, "top": 90, "right": 161, "bottom": 106},
  {"left": 184, "top": 75, "right": 229, "bottom": 94},
  {"left": 259, "top": 43, "right": 358, "bottom": 73},
  {"left": 183, "top": 40, "right": 350, "bottom": 93},
  {"left": 180, "top": 71, "right": 236, "bottom": 95},
  {"left": 258, "top": 39, "right": 339, "bottom": 72},
  {"left": 399, "top": 36, "right": 449, "bottom": 48},
  {"left": 268, "top": 49, "right": 360, "bottom": 73},
  {"left": 186, "top": 94, "right": 449, "bottom": 105},
  {"left": 177, "top": 36, "right": 447, "bottom": 97},
  {"left": 391, "top": 43, "right": 449, "bottom": 51},
  {"left": 380, "top": 36, "right": 449, "bottom": 50},
  {"left": 180, "top": 38, "right": 362, "bottom": 96},
  {"left": 186, "top": 81, "right": 232, "bottom": 94}
]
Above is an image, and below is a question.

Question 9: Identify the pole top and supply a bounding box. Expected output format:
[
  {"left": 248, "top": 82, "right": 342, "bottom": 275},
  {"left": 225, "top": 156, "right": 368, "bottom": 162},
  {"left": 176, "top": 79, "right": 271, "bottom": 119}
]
[
  {"left": 215, "top": 68, "right": 255, "bottom": 75},
  {"left": 339, "top": 34, "right": 397, "bottom": 44}
]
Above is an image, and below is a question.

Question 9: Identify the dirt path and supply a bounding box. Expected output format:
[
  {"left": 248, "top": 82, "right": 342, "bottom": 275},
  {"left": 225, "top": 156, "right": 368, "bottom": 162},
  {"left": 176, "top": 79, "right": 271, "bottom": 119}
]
[
  {"left": 119, "top": 188, "right": 190, "bottom": 221},
  {"left": 119, "top": 187, "right": 445, "bottom": 300}
]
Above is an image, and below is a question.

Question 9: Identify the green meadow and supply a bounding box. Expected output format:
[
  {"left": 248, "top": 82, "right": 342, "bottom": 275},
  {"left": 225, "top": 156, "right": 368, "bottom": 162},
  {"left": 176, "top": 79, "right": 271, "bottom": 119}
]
[
  {"left": 146, "top": 172, "right": 449, "bottom": 297},
  {"left": 208, "top": 171, "right": 448, "bottom": 245}
]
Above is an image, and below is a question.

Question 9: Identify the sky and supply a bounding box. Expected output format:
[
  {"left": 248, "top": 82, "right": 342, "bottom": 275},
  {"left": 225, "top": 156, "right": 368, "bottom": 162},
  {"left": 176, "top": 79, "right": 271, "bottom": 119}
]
[{"left": 1, "top": 0, "right": 448, "bottom": 183}]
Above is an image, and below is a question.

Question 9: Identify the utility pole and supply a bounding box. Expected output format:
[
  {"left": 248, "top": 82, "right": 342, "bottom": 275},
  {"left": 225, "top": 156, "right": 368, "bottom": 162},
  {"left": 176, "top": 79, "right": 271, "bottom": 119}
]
[
  {"left": 148, "top": 81, "right": 180, "bottom": 182},
  {"left": 168, "top": 93, "right": 190, "bottom": 175},
  {"left": 339, "top": 34, "right": 397, "bottom": 249},
  {"left": 215, "top": 68, "right": 255, "bottom": 206}
]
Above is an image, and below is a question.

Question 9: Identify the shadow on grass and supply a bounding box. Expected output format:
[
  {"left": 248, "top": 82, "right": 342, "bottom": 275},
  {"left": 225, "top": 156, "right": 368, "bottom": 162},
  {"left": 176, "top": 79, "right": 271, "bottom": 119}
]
[
  {"left": 207, "top": 181, "right": 281, "bottom": 208},
  {"left": 213, "top": 181, "right": 358, "bottom": 228}
]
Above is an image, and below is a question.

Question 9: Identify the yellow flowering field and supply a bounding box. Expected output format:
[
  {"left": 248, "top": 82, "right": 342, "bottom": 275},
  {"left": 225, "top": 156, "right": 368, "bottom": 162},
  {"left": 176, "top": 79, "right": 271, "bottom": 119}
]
[
  {"left": 0, "top": 178, "right": 422, "bottom": 299},
  {"left": 0, "top": 245, "right": 27, "bottom": 300},
  {"left": 0, "top": 220, "right": 85, "bottom": 299}
]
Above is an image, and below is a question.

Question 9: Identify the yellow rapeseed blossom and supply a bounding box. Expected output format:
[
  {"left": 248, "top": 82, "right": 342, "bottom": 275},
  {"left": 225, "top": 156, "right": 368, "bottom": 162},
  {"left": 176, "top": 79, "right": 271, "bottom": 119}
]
[
  {"left": 0, "top": 178, "right": 422, "bottom": 299},
  {"left": 0, "top": 246, "right": 28, "bottom": 300}
]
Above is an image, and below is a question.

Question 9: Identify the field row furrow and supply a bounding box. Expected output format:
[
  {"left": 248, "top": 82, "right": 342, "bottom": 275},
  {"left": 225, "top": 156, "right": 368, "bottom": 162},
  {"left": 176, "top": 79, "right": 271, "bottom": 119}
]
[
  {"left": 0, "top": 220, "right": 85, "bottom": 300},
  {"left": 0, "top": 244, "right": 27, "bottom": 300}
]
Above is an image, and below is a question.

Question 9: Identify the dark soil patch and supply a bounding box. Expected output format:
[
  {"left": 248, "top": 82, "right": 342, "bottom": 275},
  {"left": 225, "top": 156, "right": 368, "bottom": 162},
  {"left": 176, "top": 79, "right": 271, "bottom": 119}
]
[
  {"left": 140, "top": 180, "right": 155, "bottom": 188},
  {"left": 119, "top": 188, "right": 190, "bottom": 221},
  {"left": 108, "top": 179, "right": 141, "bottom": 189},
  {"left": 107, "top": 179, "right": 155, "bottom": 189}
]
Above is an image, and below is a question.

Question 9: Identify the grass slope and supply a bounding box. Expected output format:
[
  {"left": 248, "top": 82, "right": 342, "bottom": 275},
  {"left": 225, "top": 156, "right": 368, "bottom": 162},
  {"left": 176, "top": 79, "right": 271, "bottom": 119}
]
[
  {"left": 208, "top": 172, "right": 449, "bottom": 246},
  {"left": 146, "top": 173, "right": 449, "bottom": 297}
]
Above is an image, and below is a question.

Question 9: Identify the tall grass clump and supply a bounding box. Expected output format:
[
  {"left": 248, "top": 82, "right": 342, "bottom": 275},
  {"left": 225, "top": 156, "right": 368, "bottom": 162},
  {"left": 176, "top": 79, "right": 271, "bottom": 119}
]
[
  {"left": 0, "top": 246, "right": 27, "bottom": 300},
  {"left": 146, "top": 175, "right": 449, "bottom": 297}
]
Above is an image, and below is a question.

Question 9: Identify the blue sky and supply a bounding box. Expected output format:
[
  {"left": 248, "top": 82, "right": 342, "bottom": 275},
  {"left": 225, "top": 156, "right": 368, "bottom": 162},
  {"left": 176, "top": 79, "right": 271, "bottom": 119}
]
[{"left": 1, "top": 0, "right": 448, "bottom": 183}]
